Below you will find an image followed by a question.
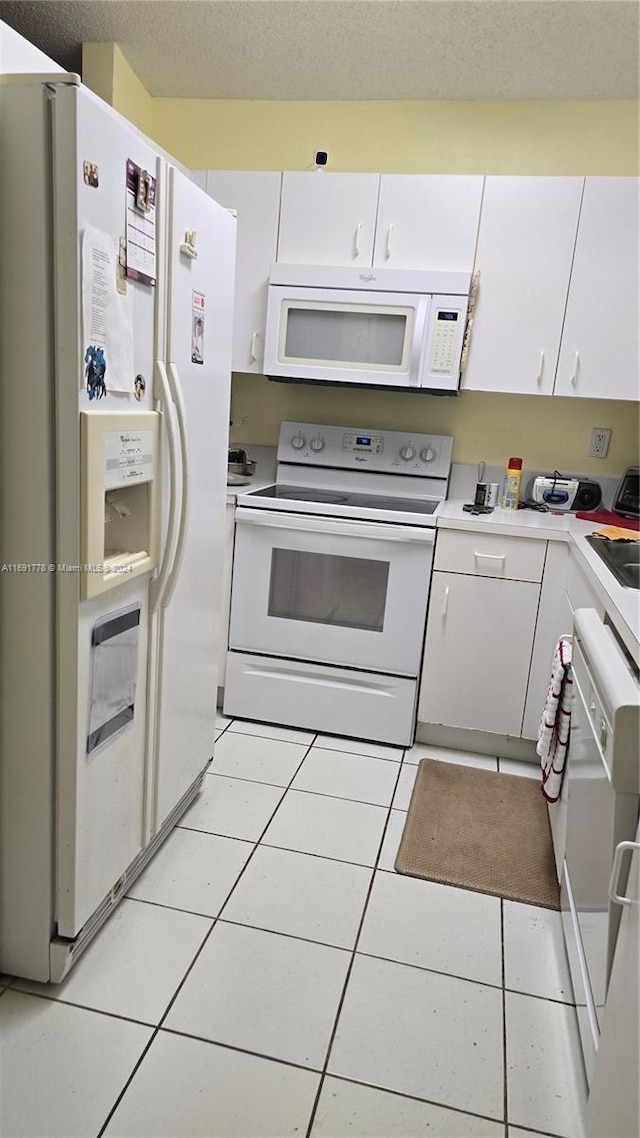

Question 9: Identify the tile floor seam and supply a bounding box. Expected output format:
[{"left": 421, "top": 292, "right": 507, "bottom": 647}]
[
  {"left": 354, "top": 948, "right": 506, "bottom": 993},
  {"left": 303, "top": 757, "right": 406, "bottom": 1138},
  {"left": 93, "top": 732, "right": 316, "bottom": 1138},
  {"left": 258, "top": 839, "right": 379, "bottom": 870},
  {"left": 159, "top": 1025, "right": 325, "bottom": 1076},
  {"left": 95, "top": 1026, "right": 161, "bottom": 1138},
  {"left": 501, "top": 898, "right": 509, "bottom": 1135},
  {"left": 208, "top": 771, "right": 399, "bottom": 810},
  {"left": 120, "top": 728, "right": 322, "bottom": 1075},
  {"left": 325, "top": 1071, "right": 514, "bottom": 1129},
  {"left": 4, "top": 983, "right": 157, "bottom": 1030},
  {"left": 214, "top": 915, "right": 359, "bottom": 953}
]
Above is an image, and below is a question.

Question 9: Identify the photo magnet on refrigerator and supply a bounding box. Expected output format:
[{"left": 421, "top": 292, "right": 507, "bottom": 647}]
[
  {"left": 192, "top": 290, "right": 205, "bottom": 364},
  {"left": 85, "top": 345, "right": 107, "bottom": 400},
  {"left": 83, "top": 161, "right": 99, "bottom": 188}
]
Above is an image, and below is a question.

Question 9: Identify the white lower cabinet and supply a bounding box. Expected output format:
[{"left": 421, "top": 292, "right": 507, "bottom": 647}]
[{"left": 418, "top": 569, "right": 541, "bottom": 737}]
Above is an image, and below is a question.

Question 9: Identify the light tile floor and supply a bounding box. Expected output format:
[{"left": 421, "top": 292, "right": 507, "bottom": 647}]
[{"left": 0, "top": 718, "right": 587, "bottom": 1138}]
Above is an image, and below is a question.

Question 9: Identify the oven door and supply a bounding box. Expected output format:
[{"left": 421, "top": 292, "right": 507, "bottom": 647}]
[{"left": 229, "top": 509, "right": 435, "bottom": 676}]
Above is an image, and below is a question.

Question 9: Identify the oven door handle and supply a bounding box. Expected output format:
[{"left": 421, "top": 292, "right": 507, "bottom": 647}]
[{"left": 235, "top": 508, "right": 436, "bottom": 544}]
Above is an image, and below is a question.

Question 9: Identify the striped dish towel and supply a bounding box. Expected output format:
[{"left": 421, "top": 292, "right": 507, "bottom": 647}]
[{"left": 537, "top": 638, "right": 573, "bottom": 803}]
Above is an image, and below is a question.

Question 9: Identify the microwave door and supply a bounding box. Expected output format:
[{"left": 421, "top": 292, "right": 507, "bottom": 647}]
[
  {"left": 420, "top": 294, "right": 469, "bottom": 391},
  {"left": 264, "top": 286, "right": 425, "bottom": 388}
]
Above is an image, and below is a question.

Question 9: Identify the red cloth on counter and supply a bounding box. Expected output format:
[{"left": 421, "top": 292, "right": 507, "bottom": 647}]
[{"left": 575, "top": 508, "right": 640, "bottom": 531}]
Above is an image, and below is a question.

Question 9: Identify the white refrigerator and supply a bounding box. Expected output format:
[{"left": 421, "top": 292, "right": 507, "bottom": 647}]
[{"left": 0, "top": 74, "right": 235, "bottom": 981}]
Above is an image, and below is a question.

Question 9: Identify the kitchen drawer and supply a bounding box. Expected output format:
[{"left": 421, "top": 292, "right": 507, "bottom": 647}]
[{"left": 434, "top": 529, "right": 546, "bottom": 581}]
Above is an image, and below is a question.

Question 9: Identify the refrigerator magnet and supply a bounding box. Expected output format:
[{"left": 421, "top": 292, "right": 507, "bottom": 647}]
[
  {"left": 85, "top": 344, "right": 107, "bottom": 400},
  {"left": 134, "top": 374, "right": 146, "bottom": 401},
  {"left": 136, "top": 169, "right": 152, "bottom": 213},
  {"left": 191, "top": 290, "right": 205, "bottom": 365},
  {"left": 83, "top": 161, "right": 99, "bottom": 188}
]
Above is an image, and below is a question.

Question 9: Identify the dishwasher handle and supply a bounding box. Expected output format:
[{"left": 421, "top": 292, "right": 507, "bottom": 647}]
[
  {"left": 235, "top": 507, "right": 436, "bottom": 545},
  {"left": 608, "top": 841, "right": 640, "bottom": 906}
]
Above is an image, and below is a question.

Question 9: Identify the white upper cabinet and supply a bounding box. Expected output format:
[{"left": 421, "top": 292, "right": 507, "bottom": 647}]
[
  {"left": 373, "top": 175, "right": 483, "bottom": 271},
  {"left": 277, "top": 172, "right": 380, "bottom": 265},
  {"left": 206, "top": 171, "right": 282, "bottom": 373},
  {"left": 462, "top": 176, "right": 583, "bottom": 395},
  {"left": 555, "top": 177, "right": 639, "bottom": 401}
]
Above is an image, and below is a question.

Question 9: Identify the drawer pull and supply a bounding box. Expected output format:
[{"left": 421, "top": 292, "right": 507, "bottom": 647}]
[
  {"left": 442, "top": 585, "right": 450, "bottom": 618},
  {"left": 250, "top": 332, "right": 259, "bottom": 363},
  {"left": 535, "top": 350, "right": 544, "bottom": 385}
]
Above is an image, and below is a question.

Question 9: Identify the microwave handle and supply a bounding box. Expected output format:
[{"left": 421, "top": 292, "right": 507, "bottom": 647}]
[{"left": 235, "top": 507, "right": 436, "bottom": 545}]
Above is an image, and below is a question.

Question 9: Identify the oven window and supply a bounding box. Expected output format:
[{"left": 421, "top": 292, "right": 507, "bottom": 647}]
[
  {"left": 283, "top": 306, "right": 409, "bottom": 369},
  {"left": 268, "top": 548, "right": 389, "bottom": 632}
]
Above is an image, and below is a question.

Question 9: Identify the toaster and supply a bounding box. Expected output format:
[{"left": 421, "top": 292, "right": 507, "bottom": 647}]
[{"left": 530, "top": 475, "right": 602, "bottom": 511}]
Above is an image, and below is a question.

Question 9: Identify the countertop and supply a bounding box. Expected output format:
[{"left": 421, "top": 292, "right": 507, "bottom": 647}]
[{"left": 438, "top": 501, "right": 640, "bottom": 661}]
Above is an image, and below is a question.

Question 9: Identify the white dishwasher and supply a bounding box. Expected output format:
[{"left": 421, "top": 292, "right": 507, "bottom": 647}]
[{"left": 561, "top": 607, "right": 640, "bottom": 1085}]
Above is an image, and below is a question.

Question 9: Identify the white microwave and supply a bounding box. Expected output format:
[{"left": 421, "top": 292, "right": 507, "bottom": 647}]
[{"left": 263, "top": 264, "right": 471, "bottom": 392}]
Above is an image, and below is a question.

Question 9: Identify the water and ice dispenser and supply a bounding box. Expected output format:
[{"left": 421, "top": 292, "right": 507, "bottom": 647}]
[{"left": 80, "top": 411, "right": 160, "bottom": 599}]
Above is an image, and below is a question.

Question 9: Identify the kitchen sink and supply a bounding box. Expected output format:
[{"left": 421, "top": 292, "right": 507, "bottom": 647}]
[{"left": 586, "top": 535, "right": 640, "bottom": 589}]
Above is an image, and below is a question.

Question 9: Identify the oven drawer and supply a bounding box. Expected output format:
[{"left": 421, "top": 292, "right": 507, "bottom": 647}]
[
  {"left": 224, "top": 652, "right": 417, "bottom": 747},
  {"left": 434, "top": 529, "right": 546, "bottom": 581}
]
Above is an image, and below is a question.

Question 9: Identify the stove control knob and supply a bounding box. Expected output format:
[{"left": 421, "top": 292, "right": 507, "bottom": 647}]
[
  {"left": 310, "top": 435, "right": 325, "bottom": 452},
  {"left": 399, "top": 443, "right": 415, "bottom": 461},
  {"left": 420, "top": 446, "right": 437, "bottom": 464},
  {"left": 291, "top": 433, "right": 306, "bottom": 450}
]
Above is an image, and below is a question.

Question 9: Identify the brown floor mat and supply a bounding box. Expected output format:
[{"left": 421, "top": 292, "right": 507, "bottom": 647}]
[{"left": 395, "top": 759, "right": 560, "bottom": 909}]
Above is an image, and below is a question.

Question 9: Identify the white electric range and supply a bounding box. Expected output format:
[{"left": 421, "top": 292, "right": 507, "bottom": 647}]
[{"left": 223, "top": 421, "right": 453, "bottom": 745}]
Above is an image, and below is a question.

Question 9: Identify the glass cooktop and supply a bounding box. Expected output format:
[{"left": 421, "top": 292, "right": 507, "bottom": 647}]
[{"left": 245, "top": 484, "right": 439, "bottom": 515}]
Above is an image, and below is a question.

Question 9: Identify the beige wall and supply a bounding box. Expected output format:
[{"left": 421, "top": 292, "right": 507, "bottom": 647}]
[
  {"left": 81, "top": 47, "right": 639, "bottom": 474},
  {"left": 153, "top": 98, "right": 638, "bottom": 176},
  {"left": 83, "top": 43, "right": 153, "bottom": 136},
  {"left": 229, "top": 378, "right": 639, "bottom": 475}
]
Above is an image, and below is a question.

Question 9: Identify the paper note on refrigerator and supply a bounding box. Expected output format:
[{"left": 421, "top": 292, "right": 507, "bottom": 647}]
[{"left": 82, "top": 226, "right": 134, "bottom": 396}]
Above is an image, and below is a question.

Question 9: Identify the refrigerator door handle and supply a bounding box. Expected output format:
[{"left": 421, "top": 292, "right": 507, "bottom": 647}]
[
  {"left": 161, "top": 360, "right": 191, "bottom": 609},
  {"left": 150, "top": 359, "right": 180, "bottom": 612}
]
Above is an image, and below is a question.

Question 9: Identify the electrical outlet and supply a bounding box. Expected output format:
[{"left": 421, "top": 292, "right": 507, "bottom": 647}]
[{"left": 588, "top": 428, "right": 611, "bottom": 458}]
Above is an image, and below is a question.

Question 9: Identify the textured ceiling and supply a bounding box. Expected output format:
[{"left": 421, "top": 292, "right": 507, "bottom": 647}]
[{"left": 1, "top": 0, "right": 638, "bottom": 101}]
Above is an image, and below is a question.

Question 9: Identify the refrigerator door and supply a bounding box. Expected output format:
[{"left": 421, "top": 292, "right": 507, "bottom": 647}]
[
  {"left": 152, "top": 167, "right": 235, "bottom": 830},
  {"left": 54, "top": 85, "right": 161, "bottom": 940}
]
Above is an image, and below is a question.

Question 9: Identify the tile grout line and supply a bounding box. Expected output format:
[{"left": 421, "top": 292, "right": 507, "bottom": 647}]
[
  {"left": 206, "top": 771, "right": 399, "bottom": 809},
  {"left": 303, "top": 749, "right": 408, "bottom": 1138},
  {"left": 94, "top": 726, "right": 320, "bottom": 1138},
  {"left": 501, "top": 897, "right": 509, "bottom": 1137}
]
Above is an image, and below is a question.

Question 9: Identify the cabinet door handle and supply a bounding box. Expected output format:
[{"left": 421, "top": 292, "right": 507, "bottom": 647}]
[
  {"left": 354, "top": 222, "right": 362, "bottom": 258},
  {"left": 385, "top": 224, "right": 394, "bottom": 259},
  {"left": 569, "top": 350, "right": 580, "bottom": 386},
  {"left": 535, "top": 350, "right": 544, "bottom": 385},
  {"left": 250, "top": 332, "right": 259, "bottom": 363},
  {"left": 442, "top": 585, "right": 450, "bottom": 617},
  {"left": 608, "top": 841, "right": 640, "bottom": 906}
]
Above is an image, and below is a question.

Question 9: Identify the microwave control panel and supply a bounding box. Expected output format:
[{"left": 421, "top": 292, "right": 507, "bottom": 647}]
[
  {"left": 429, "top": 309, "right": 461, "bottom": 376},
  {"left": 421, "top": 295, "right": 469, "bottom": 390}
]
